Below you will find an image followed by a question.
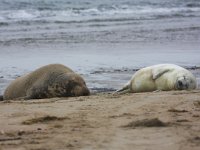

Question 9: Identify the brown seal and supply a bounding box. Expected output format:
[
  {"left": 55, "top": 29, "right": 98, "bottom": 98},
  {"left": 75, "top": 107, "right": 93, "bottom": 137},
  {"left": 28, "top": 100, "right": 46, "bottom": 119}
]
[{"left": 3, "top": 64, "right": 90, "bottom": 100}]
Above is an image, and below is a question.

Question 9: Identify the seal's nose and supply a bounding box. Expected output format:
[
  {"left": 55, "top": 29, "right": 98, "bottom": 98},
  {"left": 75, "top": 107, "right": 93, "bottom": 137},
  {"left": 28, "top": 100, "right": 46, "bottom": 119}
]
[
  {"left": 177, "top": 80, "right": 189, "bottom": 90},
  {"left": 178, "top": 80, "right": 183, "bottom": 87},
  {"left": 73, "top": 86, "right": 90, "bottom": 96},
  {"left": 83, "top": 87, "right": 90, "bottom": 96}
]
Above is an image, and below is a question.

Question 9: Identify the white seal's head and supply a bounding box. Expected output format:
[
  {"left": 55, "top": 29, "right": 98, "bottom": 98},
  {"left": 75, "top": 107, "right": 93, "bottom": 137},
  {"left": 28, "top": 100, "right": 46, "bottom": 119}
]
[{"left": 175, "top": 75, "right": 197, "bottom": 90}]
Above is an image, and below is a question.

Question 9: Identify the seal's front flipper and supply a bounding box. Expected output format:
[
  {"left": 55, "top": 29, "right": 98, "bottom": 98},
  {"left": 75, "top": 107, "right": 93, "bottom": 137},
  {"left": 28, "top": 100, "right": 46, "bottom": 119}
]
[
  {"left": 153, "top": 90, "right": 161, "bottom": 93},
  {"left": 13, "top": 96, "right": 30, "bottom": 100},
  {"left": 152, "top": 68, "right": 171, "bottom": 80}
]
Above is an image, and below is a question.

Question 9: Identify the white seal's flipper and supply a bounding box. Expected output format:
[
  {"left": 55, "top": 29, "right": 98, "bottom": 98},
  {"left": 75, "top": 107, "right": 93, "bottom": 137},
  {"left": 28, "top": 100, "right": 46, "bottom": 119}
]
[
  {"left": 152, "top": 68, "right": 171, "bottom": 80},
  {"left": 153, "top": 90, "right": 162, "bottom": 93},
  {"left": 114, "top": 81, "right": 131, "bottom": 95}
]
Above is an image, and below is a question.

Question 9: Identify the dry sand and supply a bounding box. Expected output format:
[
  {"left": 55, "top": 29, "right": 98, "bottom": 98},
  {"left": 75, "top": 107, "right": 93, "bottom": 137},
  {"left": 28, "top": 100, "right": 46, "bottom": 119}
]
[{"left": 0, "top": 90, "right": 200, "bottom": 150}]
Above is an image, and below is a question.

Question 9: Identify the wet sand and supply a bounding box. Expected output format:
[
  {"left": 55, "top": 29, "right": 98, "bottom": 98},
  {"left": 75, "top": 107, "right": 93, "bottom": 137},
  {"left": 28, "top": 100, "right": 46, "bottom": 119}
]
[{"left": 0, "top": 90, "right": 200, "bottom": 150}]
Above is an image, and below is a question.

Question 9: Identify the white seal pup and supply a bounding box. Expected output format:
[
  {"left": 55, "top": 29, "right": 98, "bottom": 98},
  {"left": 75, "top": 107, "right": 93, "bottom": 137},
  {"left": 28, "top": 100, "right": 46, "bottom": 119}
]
[
  {"left": 116, "top": 64, "right": 197, "bottom": 94},
  {"left": 3, "top": 64, "right": 90, "bottom": 100}
]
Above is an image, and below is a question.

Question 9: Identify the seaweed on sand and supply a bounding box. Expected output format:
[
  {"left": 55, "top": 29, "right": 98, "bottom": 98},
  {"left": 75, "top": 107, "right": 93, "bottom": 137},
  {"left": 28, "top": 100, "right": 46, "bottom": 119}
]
[
  {"left": 22, "top": 115, "right": 70, "bottom": 125},
  {"left": 122, "top": 118, "right": 168, "bottom": 128}
]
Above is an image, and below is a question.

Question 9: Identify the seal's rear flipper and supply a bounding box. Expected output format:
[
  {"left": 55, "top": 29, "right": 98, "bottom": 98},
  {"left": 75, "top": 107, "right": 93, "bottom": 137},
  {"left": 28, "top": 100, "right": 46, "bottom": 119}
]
[
  {"left": 114, "top": 89, "right": 131, "bottom": 95},
  {"left": 0, "top": 95, "right": 3, "bottom": 101},
  {"left": 114, "top": 82, "right": 131, "bottom": 95}
]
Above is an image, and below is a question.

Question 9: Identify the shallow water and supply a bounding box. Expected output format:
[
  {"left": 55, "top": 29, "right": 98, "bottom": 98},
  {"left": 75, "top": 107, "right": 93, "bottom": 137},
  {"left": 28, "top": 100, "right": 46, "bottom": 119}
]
[
  {"left": 0, "top": 0, "right": 200, "bottom": 94},
  {"left": 0, "top": 43, "right": 200, "bottom": 94}
]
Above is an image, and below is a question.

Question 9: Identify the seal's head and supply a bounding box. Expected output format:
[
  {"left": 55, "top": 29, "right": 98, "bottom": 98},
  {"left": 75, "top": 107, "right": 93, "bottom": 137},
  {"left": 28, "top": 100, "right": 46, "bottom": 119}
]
[
  {"left": 175, "top": 75, "right": 197, "bottom": 90},
  {"left": 52, "top": 73, "right": 90, "bottom": 97}
]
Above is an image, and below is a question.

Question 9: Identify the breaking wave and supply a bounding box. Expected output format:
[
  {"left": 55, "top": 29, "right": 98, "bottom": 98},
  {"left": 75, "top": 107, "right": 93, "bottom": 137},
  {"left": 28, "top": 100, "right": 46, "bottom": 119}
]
[{"left": 0, "top": 4, "right": 200, "bottom": 24}]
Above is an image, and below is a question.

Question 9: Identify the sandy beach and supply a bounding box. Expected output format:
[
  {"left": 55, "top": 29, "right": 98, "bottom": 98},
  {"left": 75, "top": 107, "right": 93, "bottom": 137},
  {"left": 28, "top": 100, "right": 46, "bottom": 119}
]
[{"left": 0, "top": 90, "right": 200, "bottom": 150}]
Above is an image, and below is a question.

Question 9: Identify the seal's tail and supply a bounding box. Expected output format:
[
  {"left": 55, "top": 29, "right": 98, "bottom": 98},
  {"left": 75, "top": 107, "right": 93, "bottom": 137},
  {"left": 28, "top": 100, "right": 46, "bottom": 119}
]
[
  {"left": 0, "top": 95, "right": 3, "bottom": 101},
  {"left": 114, "top": 82, "right": 131, "bottom": 94}
]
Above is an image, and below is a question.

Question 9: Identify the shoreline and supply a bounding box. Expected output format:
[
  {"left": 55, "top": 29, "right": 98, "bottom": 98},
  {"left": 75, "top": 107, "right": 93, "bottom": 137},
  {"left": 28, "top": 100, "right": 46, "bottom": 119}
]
[
  {"left": 0, "top": 64, "right": 200, "bottom": 95},
  {"left": 0, "top": 65, "right": 200, "bottom": 95}
]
